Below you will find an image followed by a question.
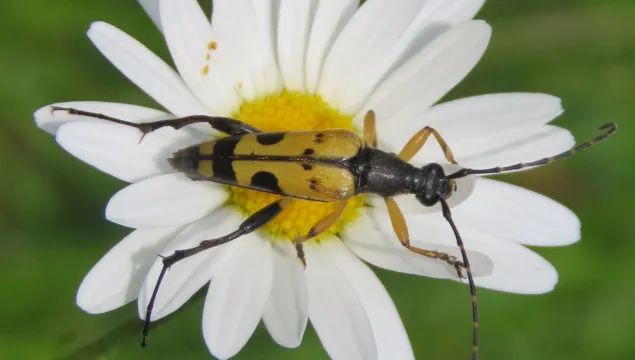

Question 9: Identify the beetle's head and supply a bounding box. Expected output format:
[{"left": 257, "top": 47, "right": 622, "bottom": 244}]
[{"left": 413, "top": 163, "right": 456, "bottom": 207}]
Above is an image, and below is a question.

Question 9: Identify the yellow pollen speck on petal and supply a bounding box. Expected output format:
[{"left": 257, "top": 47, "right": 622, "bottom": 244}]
[
  {"left": 229, "top": 90, "right": 364, "bottom": 241},
  {"left": 206, "top": 53, "right": 211, "bottom": 61},
  {"left": 208, "top": 41, "right": 217, "bottom": 50},
  {"left": 202, "top": 64, "right": 209, "bottom": 75}
]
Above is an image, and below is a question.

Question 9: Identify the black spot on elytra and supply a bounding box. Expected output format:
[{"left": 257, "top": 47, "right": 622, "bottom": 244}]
[
  {"left": 213, "top": 137, "right": 239, "bottom": 157},
  {"left": 255, "top": 132, "right": 285, "bottom": 145},
  {"left": 303, "top": 148, "right": 315, "bottom": 156},
  {"left": 302, "top": 164, "right": 313, "bottom": 171},
  {"left": 212, "top": 137, "right": 239, "bottom": 182},
  {"left": 314, "top": 133, "right": 325, "bottom": 144},
  {"left": 251, "top": 171, "right": 283, "bottom": 193},
  {"left": 309, "top": 178, "right": 319, "bottom": 190}
]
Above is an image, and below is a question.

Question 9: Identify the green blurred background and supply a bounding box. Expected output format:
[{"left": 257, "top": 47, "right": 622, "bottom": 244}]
[{"left": 1, "top": 0, "right": 633, "bottom": 359}]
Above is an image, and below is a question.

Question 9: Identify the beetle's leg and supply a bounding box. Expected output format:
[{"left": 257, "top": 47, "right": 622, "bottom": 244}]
[
  {"left": 384, "top": 197, "right": 465, "bottom": 275},
  {"left": 384, "top": 196, "right": 480, "bottom": 359},
  {"left": 363, "top": 110, "right": 377, "bottom": 147},
  {"left": 50, "top": 107, "right": 261, "bottom": 137},
  {"left": 293, "top": 200, "right": 348, "bottom": 267},
  {"left": 140, "top": 198, "right": 291, "bottom": 347},
  {"left": 398, "top": 126, "right": 457, "bottom": 164}
]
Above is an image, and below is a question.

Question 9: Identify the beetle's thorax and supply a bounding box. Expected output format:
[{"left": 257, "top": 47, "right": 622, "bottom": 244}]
[{"left": 353, "top": 147, "right": 420, "bottom": 197}]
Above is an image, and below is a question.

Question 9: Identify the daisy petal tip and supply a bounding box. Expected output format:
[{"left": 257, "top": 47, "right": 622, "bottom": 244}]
[
  {"left": 203, "top": 329, "right": 244, "bottom": 360},
  {"left": 105, "top": 174, "right": 227, "bottom": 228},
  {"left": 87, "top": 20, "right": 107, "bottom": 32},
  {"left": 263, "top": 306, "right": 307, "bottom": 349},
  {"left": 76, "top": 301, "right": 100, "bottom": 315},
  {"left": 34, "top": 104, "right": 76, "bottom": 134},
  {"left": 33, "top": 104, "right": 52, "bottom": 119},
  {"left": 33, "top": 106, "right": 55, "bottom": 133},
  {"left": 570, "top": 218, "right": 582, "bottom": 244},
  {"left": 552, "top": 94, "right": 564, "bottom": 109},
  {"left": 523, "top": 266, "right": 559, "bottom": 295},
  {"left": 104, "top": 201, "right": 137, "bottom": 229},
  {"left": 552, "top": 206, "right": 581, "bottom": 247},
  {"left": 76, "top": 281, "right": 114, "bottom": 315},
  {"left": 471, "top": 19, "right": 492, "bottom": 32},
  {"left": 465, "top": 20, "right": 492, "bottom": 43},
  {"left": 75, "top": 288, "right": 97, "bottom": 314},
  {"left": 76, "top": 299, "right": 111, "bottom": 315},
  {"left": 277, "top": 336, "right": 303, "bottom": 349},
  {"left": 87, "top": 21, "right": 119, "bottom": 41},
  {"left": 528, "top": 93, "right": 565, "bottom": 119}
]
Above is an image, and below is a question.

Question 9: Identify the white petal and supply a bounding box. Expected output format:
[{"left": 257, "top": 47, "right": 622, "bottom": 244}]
[
  {"left": 138, "top": 209, "right": 243, "bottom": 321},
  {"left": 160, "top": 0, "right": 241, "bottom": 115},
  {"left": 77, "top": 227, "right": 178, "bottom": 314},
  {"left": 324, "top": 240, "right": 414, "bottom": 360},
  {"left": 87, "top": 22, "right": 209, "bottom": 117},
  {"left": 393, "top": 0, "right": 485, "bottom": 59},
  {"left": 252, "top": 0, "right": 279, "bottom": 69},
  {"left": 276, "top": 0, "right": 317, "bottom": 91},
  {"left": 470, "top": 239, "right": 558, "bottom": 294},
  {"left": 344, "top": 212, "right": 492, "bottom": 279},
  {"left": 304, "top": 241, "right": 377, "bottom": 360},
  {"left": 319, "top": 0, "right": 429, "bottom": 114},
  {"left": 106, "top": 173, "right": 228, "bottom": 228},
  {"left": 343, "top": 212, "right": 425, "bottom": 276},
  {"left": 35, "top": 101, "right": 169, "bottom": 135},
  {"left": 456, "top": 125, "right": 575, "bottom": 171},
  {"left": 453, "top": 178, "right": 580, "bottom": 246},
  {"left": 411, "top": 0, "right": 485, "bottom": 24},
  {"left": 203, "top": 232, "right": 273, "bottom": 359},
  {"left": 137, "top": 0, "right": 162, "bottom": 31},
  {"left": 398, "top": 213, "right": 559, "bottom": 294},
  {"left": 56, "top": 121, "right": 204, "bottom": 182},
  {"left": 361, "top": 0, "right": 485, "bottom": 90},
  {"left": 380, "top": 92, "right": 562, "bottom": 134},
  {"left": 358, "top": 21, "right": 491, "bottom": 128},
  {"left": 262, "top": 241, "right": 309, "bottom": 348},
  {"left": 377, "top": 93, "right": 565, "bottom": 165},
  {"left": 211, "top": 0, "right": 282, "bottom": 99},
  {"left": 305, "top": 0, "right": 358, "bottom": 93},
  {"left": 412, "top": 242, "right": 493, "bottom": 278}
]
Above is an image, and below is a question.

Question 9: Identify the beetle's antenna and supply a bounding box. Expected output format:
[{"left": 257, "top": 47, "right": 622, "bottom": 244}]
[
  {"left": 140, "top": 265, "right": 169, "bottom": 347},
  {"left": 438, "top": 197, "right": 479, "bottom": 360},
  {"left": 446, "top": 123, "right": 617, "bottom": 180}
]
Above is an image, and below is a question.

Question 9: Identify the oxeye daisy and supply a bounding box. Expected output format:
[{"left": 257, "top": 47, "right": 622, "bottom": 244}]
[{"left": 33, "top": 0, "right": 605, "bottom": 359}]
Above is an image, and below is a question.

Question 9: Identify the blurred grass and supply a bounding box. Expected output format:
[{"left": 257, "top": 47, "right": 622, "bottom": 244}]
[{"left": 0, "top": 0, "right": 634, "bottom": 359}]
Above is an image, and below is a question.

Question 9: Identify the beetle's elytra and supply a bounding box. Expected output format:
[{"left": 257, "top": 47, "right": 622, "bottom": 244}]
[{"left": 51, "top": 106, "right": 616, "bottom": 360}]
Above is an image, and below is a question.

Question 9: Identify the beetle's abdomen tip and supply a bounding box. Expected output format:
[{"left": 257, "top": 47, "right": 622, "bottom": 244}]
[
  {"left": 168, "top": 147, "right": 199, "bottom": 172},
  {"left": 167, "top": 155, "right": 181, "bottom": 171}
]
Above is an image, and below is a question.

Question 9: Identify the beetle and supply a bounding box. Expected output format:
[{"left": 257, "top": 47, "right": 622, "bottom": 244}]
[{"left": 51, "top": 106, "right": 616, "bottom": 360}]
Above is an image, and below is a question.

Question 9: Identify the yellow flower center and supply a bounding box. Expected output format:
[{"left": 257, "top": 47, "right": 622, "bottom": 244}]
[{"left": 229, "top": 90, "right": 365, "bottom": 241}]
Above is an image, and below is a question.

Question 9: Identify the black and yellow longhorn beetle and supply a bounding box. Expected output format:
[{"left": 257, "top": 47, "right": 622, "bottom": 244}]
[{"left": 52, "top": 106, "right": 616, "bottom": 360}]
